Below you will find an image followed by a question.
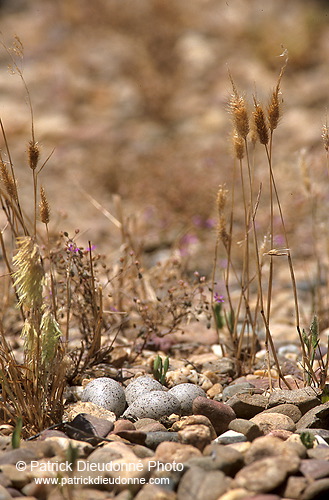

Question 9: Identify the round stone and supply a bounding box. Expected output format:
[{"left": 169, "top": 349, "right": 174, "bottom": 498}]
[{"left": 192, "top": 396, "right": 236, "bottom": 435}]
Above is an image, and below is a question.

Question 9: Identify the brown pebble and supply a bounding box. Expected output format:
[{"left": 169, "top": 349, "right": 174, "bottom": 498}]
[{"left": 192, "top": 396, "right": 236, "bottom": 435}]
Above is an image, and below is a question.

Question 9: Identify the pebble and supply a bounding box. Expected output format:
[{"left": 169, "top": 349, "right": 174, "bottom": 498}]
[
  {"left": 268, "top": 387, "right": 322, "bottom": 414},
  {"left": 0, "top": 485, "right": 14, "bottom": 500},
  {"left": 124, "top": 376, "right": 165, "bottom": 405},
  {"left": 234, "top": 455, "right": 300, "bottom": 493},
  {"left": 201, "top": 358, "right": 236, "bottom": 378},
  {"left": 171, "top": 415, "right": 217, "bottom": 439},
  {"left": 113, "top": 429, "right": 147, "bottom": 445},
  {"left": 228, "top": 418, "right": 263, "bottom": 441},
  {"left": 155, "top": 441, "right": 202, "bottom": 463},
  {"left": 296, "top": 401, "right": 329, "bottom": 430},
  {"left": 166, "top": 370, "right": 189, "bottom": 387},
  {"left": 134, "top": 418, "right": 167, "bottom": 432},
  {"left": 225, "top": 393, "right": 269, "bottom": 419},
  {"left": 277, "top": 343, "right": 301, "bottom": 356},
  {"left": 81, "top": 377, "right": 126, "bottom": 417},
  {"left": 300, "top": 458, "right": 329, "bottom": 479},
  {"left": 192, "top": 396, "right": 236, "bottom": 435},
  {"left": 214, "top": 430, "right": 247, "bottom": 445},
  {"left": 203, "top": 443, "right": 244, "bottom": 476},
  {"left": 145, "top": 431, "right": 178, "bottom": 450},
  {"left": 168, "top": 383, "right": 206, "bottom": 414},
  {"left": 206, "top": 382, "right": 223, "bottom": 398},
  {"left": 112, "top": 419, "right": 136, "bottom": 433},
  {"left": 85, "top": 441, "right": 149, "bottom": 494},
  {"left": 261, "top": 402, "right": 302, "bottom": 423},
  {"left": 177, "top": 465, "right": 232, "bottom": 500},
  {"left": 267, "top": 429, "right": 293, "bottom": 440},
  {"left": 250, "top": 412, "right": 296, "bottom": 434},
  {"left": 0, "top": 464, "right": 30, "bottom": 489},
  {"left": 64, "top": 401, "right": 117, "bottom": 422},
  {"left": 144, "top": 432, "right": 179, "bottom": 450},
  {"left": 217, "top": 489, "right": 250, "bottom": 500},
  {"left": 123, "top": 391, "right": 181, "bottom": 420},
  {"left": 244, "top": 435, "right": 306, "bottom": 465},
  {"left": 221, "top": 382, "right": 256, "bottom": 402},
  {"left": 131, "top": 444, "right": 155, "bottom": 459},
  {"left": 178, "top": 424, "right": 213, "bottom": 451},
  {"left": 307, "top": 445, "right": 329, "bottom": 460},
  {"left": 185, "top": 370, "right": 213, "bottom": 391},
  {"left": 134, "top": 483, "right": 177, "bottom": 500},
  {"left": 283, "top": 475, "right": 309, "bottom": 499},
  {"left": 65, "top": 413, "right": 114, "bottom": 445},
  {"left": 301, "top": 478, "right": 329, "bottom": 500}
]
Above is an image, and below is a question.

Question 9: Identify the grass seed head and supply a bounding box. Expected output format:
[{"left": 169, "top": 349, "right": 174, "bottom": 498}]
[
  {"left": 39, "top": 186, "right": 50, "bottom": 224},
  {"left": 229, "top": 72, "right": 250, "bottom": 140},
  {"left": 230, "top": 94, "right": 250, "bottom": 139},
  {"left": 28, "top": 140, "right": 40, "bottom": 170},
  {"left": 40, "top": 309, "right": 62, "bottom": 367},
  {"left": 216, "top": 185, "right": 229, "bottom": 247},
  {"left": 268, "top": 88, "right": 280, "bottom": 132},
  {"left": 13, "top": 236, "right": 44, "bottom": 309},
  {"left": 267, "top": 64, "right": 285, "bottom": 132},
  {"left": 253, "top": 99, "right": 269, "bottom": 145},
  {"left": 0, "top": 161, "right": 18, "bottom": 202}
]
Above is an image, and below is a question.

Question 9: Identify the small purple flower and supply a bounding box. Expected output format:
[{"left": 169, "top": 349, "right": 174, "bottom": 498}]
[
  {"left": 67, "top": 243, "right": 79, "bottom": 253},
  {"left": 214, "top": 293, "right": 225, "bottom": 304}
]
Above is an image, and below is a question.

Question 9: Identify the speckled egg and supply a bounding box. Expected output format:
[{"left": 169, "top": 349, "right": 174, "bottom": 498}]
[
  {"left": 123, "top": 391, "right": 181, "bottom": 420},
  {"left": 125, "top": 376, "right": 165, "bottom": 406},
  {"left": 81, "top": 377, "right": 126, "bottom": 417},
  {"left": 168, "top": 383, "right": 207, "bottom": 415}
]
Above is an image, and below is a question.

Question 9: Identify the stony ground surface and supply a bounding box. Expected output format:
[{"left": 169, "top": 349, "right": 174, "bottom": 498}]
[
  {"left": 1, "top": 1, "right": 329, "bottom": 499},
  {"left": 1, "top": 362, "right": 329, "bottom": 499}
]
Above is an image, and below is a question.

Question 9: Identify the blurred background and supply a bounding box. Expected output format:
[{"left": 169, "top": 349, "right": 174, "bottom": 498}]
[{"left": 0, "top": 0, "right": 328, "bottom": 277}]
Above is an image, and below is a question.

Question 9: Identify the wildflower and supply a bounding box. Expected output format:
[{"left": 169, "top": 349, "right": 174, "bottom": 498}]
[{"left": 214, "top": 293, "right": 225, "bottom": 304}]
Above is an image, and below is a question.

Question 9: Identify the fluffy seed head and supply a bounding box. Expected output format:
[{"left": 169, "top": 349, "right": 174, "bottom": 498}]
[
  {"left": 13, "top": 236, "right": 44, "bottom": 308},
  {"left": 40, "top": 309, "right": 62, "bottom": 367},
  {"left": 230, "top": 94, "right": 250, "bottom": 139},
  {"left": 39, "top": 186, "right": 50, "bottom": 224},
  {"left": 228, "top": 72, "right": 249, "bottom": 139},
  {"left": 0, "top": 161, "right": 18, "bottom": 201},
  {"left": 216, "top": 185, "right": 230, "bottom": 248},
  {"left": 268, "top": 89, "right": 280, "bottom": 132},
  {"left": 267, "top": 63, "right": 285, "bottom": 132},
  {"left": 253, "top": 100, "right": 269, "bottom": 145},
  {"left": 28, "top": 140, "right": 40, "bottom": 170}
]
